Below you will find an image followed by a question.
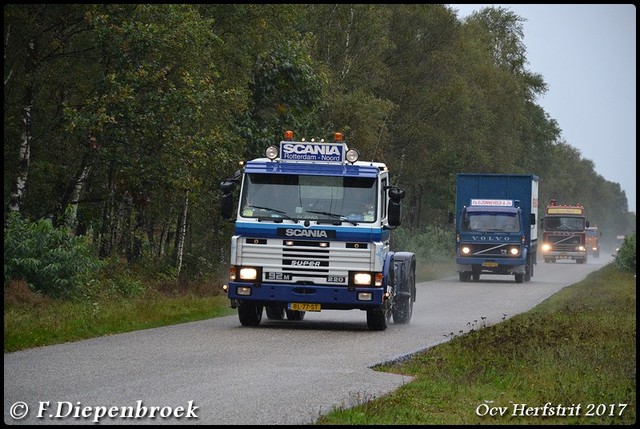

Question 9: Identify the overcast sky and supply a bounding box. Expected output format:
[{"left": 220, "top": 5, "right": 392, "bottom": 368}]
[{"left": 448, "top": 4, "right": 636, "bottom": 213}]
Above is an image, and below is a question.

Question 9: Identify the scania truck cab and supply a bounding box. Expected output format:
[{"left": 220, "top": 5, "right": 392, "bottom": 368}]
[{"left": 220, "top": 131, "right": 416, "bottom": 331}]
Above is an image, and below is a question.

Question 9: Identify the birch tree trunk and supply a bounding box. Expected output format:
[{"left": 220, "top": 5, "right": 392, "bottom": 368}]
[
  {"left": 6, "top": 40, "right": 35, "bottom": 216},
  {"left": 64, "top": 164, "right": 92, "bottom": 232},
  {"left": 174, "top": 190, "right": 189, "bottom": 281}
]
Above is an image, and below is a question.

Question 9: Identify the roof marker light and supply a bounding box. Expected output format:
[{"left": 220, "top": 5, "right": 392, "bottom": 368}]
[{"left": 284, "top": 130, "right": 294, "bottom": 141}]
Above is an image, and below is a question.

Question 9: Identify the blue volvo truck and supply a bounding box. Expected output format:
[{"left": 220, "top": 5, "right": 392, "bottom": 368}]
[
  {"left": 453, "top": 173, "right": 539, "bottom": 283},
  {"left": 220, "top": 131, "right": 416, "bottom": 330}
]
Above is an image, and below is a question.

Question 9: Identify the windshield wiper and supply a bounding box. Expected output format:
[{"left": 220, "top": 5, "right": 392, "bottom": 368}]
[
  {"left": 247, "top": 205, "right": 299, "bottom": 223},
  {"left": 306, "top": 210, "right": 358, "bottom": 226}
]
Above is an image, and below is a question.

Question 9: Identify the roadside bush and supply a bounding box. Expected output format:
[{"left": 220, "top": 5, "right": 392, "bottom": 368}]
[
  {"left": 392, "top": 225, "right": 455, "bottom": 262},
  {"left": 3, "top": 212, "right": 103, "bottom": 298},
  {"left": 614, "top": 232, "right": 636, "bottom": 272}
]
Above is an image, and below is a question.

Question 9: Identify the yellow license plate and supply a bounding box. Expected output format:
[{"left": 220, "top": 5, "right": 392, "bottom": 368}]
[
  {"left": 289, "top": 302, "right": 321, "bottom": 312},
  {"left": 482, "top": 261, "right": 499, "bottom": 267}
]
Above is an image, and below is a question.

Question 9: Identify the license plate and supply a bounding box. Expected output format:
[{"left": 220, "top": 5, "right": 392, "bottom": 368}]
[
  {"left": 482, "top": 261, "right": 498, "bottom": 267},
  {"left": 289, "top": 302, "right": 321, "bottom": 312}
]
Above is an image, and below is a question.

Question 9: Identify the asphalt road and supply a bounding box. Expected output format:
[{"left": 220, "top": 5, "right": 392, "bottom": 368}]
[{"left": 4, "top": 254, "right": 613, "bottom": 425}]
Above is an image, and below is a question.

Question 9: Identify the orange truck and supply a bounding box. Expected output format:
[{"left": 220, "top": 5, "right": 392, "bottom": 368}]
[
  {"left": 540, "top": 198, "right": 589, "bottom": 264},
  {"left": 585, "top": 226, "right": 601, "bottom": 258}
]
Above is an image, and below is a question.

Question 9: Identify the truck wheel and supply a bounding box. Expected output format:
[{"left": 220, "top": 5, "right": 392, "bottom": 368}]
[
  {"left": 515, "top": 273, "right": 524, "bottom": 283},
  {"left": 459, "top": 272, "right": 471, "bottom": 282},
  {"left": 285, "top": 309, "right": 305, "bottom": 321},
  {"left": 266, "top": 305, "right": 285, "bottom": 320},
  {"left": 367, "top": 305, "right": 390, "bottom": 331},
  {"left": 238, "top": 302, "right": 263, "bottom": 326},
  {"left": 392, "top": 297, "right": 413, "bottom": 324},
  {"left": 472, "top": 272, "right": 480, "bottom": 282}
]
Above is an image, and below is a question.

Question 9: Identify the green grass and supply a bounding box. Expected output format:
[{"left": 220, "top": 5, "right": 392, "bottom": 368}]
[
  {"left": 3, "top": 281, "right": 235, "bottom": 352},
  {"left": 4, "top": 263, "right": 451, "bottom": 353},
  {"left": 314, "top": 264, "right": 636, "bottom": 425}
]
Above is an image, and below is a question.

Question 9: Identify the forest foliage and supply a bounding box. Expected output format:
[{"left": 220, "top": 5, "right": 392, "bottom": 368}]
[{"left": 4, "top": 4, "right": 635, "bottom": 291}]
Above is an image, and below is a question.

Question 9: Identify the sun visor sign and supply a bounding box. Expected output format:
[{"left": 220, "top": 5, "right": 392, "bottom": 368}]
[
  {"left": 470, "top": 199, "right": 514, "bottom": 207},
  {"left": 546, "top": 207, "right": 583, "bottom": 215},
  {"left": 280, "top": 142, "right": 346, "bottom": 162}
]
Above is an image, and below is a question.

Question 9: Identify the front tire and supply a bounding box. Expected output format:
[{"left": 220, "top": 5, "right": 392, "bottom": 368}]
[
  {"left": 285, "top": 309, "right": 305, "bottom": 321},
  {"left": 524, "top": 257, "right": 533, "bottom": 282},
  {"left": 392, "top": 297, "right": 413, "bottom": 324},
  {"left": 367, "top": 304, "right": 390, "bottom": 331},
  {"left": 238, "top": 302, "right": 263, "bottom": 326},
  {"left": 266, "top": 305, "right": 285, "bottom": 320}
]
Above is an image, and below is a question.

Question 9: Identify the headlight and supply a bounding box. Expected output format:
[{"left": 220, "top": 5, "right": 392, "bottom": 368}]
[
  {"left": 353, "top": 272, "right": 372, "bottom": 286},
  {"left": 239, "top": 267, "right": 258, "bottom": 280},
  {"left": 509, "top": 246, "right": 520, "bottom": 256},
  {"left": 542, "top": 243, "right": 551, "bottom": 252},
  {"left": 577, "top": 245, "right": 585, "bottom": 252},
  {"left": 461, "top": 246, "right": 472, "bottom": 255}
]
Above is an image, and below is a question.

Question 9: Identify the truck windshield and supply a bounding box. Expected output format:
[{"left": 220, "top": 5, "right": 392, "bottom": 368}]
[
  {"left": 240, "top": 173, "right": 377, "bottom": 223},
  {"left": 543, "top": 216, "right": 585, "bottom": 231},
  {"left": 463, "top": 212, "right": 520, "bottom": 232}
]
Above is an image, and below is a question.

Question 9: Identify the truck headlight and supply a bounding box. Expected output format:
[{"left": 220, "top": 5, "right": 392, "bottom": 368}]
[
  {"left": 461, "top": 246, "right": 472, "bottom": 255},
  {"left": 239, "top": 267, "right": 258, "bottom": 280},
  {"left": 352, "top": 272, "right": 372, "bottom": 286},
  {"left": 509, "top": 246, "right": 520, "bottom": 256},
  {"left": 542, "top": 243, "right": 551, "bottom": 252},
  {"left": 577, "top": 245, "right": 585, "bottom": 252}
]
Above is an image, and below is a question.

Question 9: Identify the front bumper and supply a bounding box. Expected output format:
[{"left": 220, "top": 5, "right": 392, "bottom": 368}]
[
  {"left": 456, "top": 256, "right": 526, "bottom": 274},
  {"left": 542, "top": 251, "right": 586, "bottom": 259},
  {"left": 227, "top": 281, "right": 385, "bottom": 310}
]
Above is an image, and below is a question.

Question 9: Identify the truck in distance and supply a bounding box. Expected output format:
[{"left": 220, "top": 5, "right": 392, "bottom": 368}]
[
  {"left": 453, "top": 173, "right": 539, "bottom": 284},
  {"left": 219, "top": 130, "right": 416, "bottom": 331},
  {"left": 540, "top": 199, "right": 588, "bottom": 264},
  {"left": 585, "top": 226, "right": 601, "bottom": 258}
]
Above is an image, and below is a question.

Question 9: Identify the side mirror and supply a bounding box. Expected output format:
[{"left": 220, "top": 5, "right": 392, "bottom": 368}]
[
  {"left": 388, "top": 187, "right": 405, "bottom": 202},
  {"left": 220, "top": 180, "right": 236, "bottom": 219},
  {"left": 387, "top": 199, "right": 401, "bottom": 227},
  {"left": 386, "top": 186, "right": 405, "bottom": 228}
]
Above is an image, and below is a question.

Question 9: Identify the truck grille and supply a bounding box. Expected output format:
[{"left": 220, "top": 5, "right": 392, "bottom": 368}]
[
  {"left": 462, "top": 242, "right": 518, "bottom": 257},
  {"left": 546, "top": 234, "right": 583, "bottom": 250},
  {"left": 236, "top": 238, "right": 374, "bottom": 285}
]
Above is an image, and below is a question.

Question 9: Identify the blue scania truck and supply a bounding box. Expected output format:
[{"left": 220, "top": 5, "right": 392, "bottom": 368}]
[
  {"left": 220, "top": 131, "right": 416, "bottom": 330},
  {"left": 453, "top": 173, "right": 539, "bottom": 283}
]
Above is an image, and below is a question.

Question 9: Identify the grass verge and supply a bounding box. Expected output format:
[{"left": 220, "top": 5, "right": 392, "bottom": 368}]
[
  {"left": 3, "top": 280, "right": 235, "bottom": 353},
  {"left": 314, "top": 264, "right": 636, "bottom": 425},
  {"left": 4, "top": 263, "right": 452, "bottom": 353}
]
